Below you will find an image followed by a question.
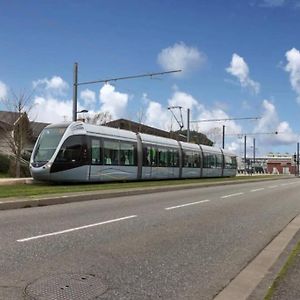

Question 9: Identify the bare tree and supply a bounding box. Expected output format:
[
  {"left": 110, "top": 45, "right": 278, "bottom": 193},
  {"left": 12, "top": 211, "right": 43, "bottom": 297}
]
[
  {"left": 136, "top": 108, "right": 146, "bottom": 132},
  {"left": 86, "top": 111, "right": 112, "bottom": 126},
  {"left": 0, "top": 90, "right": 33, "bottom": 177}
]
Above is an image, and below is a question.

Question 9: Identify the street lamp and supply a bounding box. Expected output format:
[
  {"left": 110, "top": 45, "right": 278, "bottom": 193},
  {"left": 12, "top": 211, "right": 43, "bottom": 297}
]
[
  {"left": 76, "top": 109, "right": 89, "bottom": 122},
  {"left": 77, "top": 109, "right": 88, "bottom": 114}
]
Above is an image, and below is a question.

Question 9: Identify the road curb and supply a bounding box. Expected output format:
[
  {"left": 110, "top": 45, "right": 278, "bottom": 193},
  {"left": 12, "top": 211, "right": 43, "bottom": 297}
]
[
  {"left": 0, "top": 176, "right": 294, "bottom": 211},
  {"left": 0, "top": 178, "right": 33, "bottom": 186}
]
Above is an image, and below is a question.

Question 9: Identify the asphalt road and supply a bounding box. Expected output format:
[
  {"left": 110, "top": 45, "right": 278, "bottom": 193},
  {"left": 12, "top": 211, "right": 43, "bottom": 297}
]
[{"left": 0, "top": 178, "right": 300, "bottom": 300}]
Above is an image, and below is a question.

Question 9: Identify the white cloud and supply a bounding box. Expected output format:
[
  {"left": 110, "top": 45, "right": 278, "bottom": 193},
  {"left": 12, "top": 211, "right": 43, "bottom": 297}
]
[
  {"left": 144, "top": 89, "right": 242, "bottom": 149},
  {"left": 157, "top": 42, "right": 206, "bottom": 76},
  {"left": 145, "top": 101, "right": 171, "bottom": 131},
  {"left": 145, "top": 91, "right": 200, "bottom": 132},
  {"left": 0, "top": 81, "right": 8, "bottom": 100},
  {"left": 33, "top": 76, "right": 69, "bottom": 95},
  {"left": 80, "top": 89, "right": 96, "bottom": 108},
  {"left": 254, "top": 99, "right": 298, "bottom": 145},
  {"left": 261, "top": 0, "right": 286, "bottom": 7},
  {"left": 30, "top": 96, "right": 73, "bottom": 123},
  {"left": 226, "top": 53, "right": 260, "bottom": 94},
  {"left": 227, "top": 141, "right": 240, "bottom": 153},
  {"left": 168, "top": 90, "right": 198, "bottom": 109},
  {"left": 285, "top": 48, "right": 300, "bottom": 103},
  {"left": 99, "top": 83, "right": 129, "bottom": 119},
  {"left": 28, "top": 75, "right": 72, "bottom": 123}
]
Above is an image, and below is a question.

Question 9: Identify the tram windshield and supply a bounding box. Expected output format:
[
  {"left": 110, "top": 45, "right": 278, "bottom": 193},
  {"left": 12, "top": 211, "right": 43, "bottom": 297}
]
[{"left": 32, "top": 127, "right": 67, "bottom": 165}]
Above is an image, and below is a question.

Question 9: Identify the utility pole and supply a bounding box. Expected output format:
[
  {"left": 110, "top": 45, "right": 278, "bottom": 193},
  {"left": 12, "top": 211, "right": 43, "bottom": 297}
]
[
  {"left": 187, "top": 108, "right": 190, "bottom": 143},
  {"left": 72, "top": 62, "right": 181, "bottom": 122},
  {"left": 244, "top": 135, "right": 247, "bottom": 174},
  {"left": 253, "top": 138, "right": 256, "bottom": 164},
  {"left": 73, "top": 62, "right": 78, "bottom": 121},
  {"left": 191, "top": 117, "right": 260, "bottom": 149},
  {"left": 297, "top": 142, "right": 299, "bottom": 176},
  {"left": 222, "top": 125, "right": 225, "bottom": 149}
]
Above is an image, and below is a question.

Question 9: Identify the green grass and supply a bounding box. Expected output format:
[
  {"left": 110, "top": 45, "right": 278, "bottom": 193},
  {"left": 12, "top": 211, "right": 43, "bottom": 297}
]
[
  {"left": 0, "top": 175, "right": 284, "bottom": 199},
  {"left": 264, "top": 241, "right": 300, "bottom": 300},
  {"left": 0, "top": 173, "right": 9, "bottom": 178}
]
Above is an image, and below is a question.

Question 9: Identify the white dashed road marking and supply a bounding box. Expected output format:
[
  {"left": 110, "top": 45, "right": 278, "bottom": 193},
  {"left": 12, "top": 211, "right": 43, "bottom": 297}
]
[
  {"left": 268, "top": 185, "right": 278, "bottom": 189},
  {"left": 250, "top": 188, "right": 265, "bottom": 192},
  {"left": 165, "top": 200, "right": 210, "bottom": 210},
  {"left": 17, "top": 215, "right": 138, "bottom": 242},
  {"left": 221, "top": 192, "right": 244, "bottom": 199}
]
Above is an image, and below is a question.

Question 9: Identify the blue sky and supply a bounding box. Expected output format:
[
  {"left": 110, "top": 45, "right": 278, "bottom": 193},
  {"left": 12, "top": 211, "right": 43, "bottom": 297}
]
[{"left": 1, "top": 0, "right": 300, "bottom": 156}]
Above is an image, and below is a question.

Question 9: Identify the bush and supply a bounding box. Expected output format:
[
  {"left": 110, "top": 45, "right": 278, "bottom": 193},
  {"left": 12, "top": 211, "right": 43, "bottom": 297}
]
[{"left": 0, "top": 153, "right": 10, "bottom": 173}]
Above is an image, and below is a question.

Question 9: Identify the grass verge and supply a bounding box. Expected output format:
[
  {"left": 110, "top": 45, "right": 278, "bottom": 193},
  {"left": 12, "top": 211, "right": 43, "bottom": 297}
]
[
  {"left": 0, "top": 175, "right": 285, "bottom": 199},
  {"left": 264, "top": 241, "right": 300, "bottom": 300},
  {"left": 0, "top": 173, "right": 9, "bottom": 178}
]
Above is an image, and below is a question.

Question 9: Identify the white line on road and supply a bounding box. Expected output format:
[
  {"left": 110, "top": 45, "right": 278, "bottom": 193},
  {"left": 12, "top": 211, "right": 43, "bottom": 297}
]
[
  {"left": 268, "top": 185, "right": 278, "bottom": 189},
  {"left": 17, "top": 215, "right": 138, "bottom": 242},
  {"left": 284, "top": 182, "right": 298, "bottom": 186},
  {"left": 221, "top": 192, "right": 244, "bottom": 199},
  {"left": 250, "top": 188, "right": 265, "bottom": 192},
  {"left": 165, "top": 200, "right": 210, "bottom": 210}
]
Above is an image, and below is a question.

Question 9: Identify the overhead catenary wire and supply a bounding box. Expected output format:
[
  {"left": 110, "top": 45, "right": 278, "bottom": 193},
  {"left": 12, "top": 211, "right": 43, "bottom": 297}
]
[
  {"left": 190, "top": 117, "right": 261, "bottom": 123},
  {"left": 73, "top": 63, "right": 182, "bottom": 121},
  {"left": 77, "top": 70, "right": 182, "bottom": 86}
]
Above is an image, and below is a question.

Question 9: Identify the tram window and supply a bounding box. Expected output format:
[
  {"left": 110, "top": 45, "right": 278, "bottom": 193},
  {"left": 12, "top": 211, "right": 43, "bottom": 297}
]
[
  {"left": 183, "top": 151, "right": 193, "bottom": 167},
  {"left": 224, "top": 156, "right": 231, "bottom": 168},
  {"left": 104, "top": 140, "right": 119, "bottom": 165},
  {"left": 203, "top": 153, "right": 208, "bottom": 168},
  {"left": 167, "top": 149, "right": 179, "bottom": 167},
  {"left": 194, "top": 153, "right": 201, "bottom": 168},
  {"left": 91, "top": 138, "right": 101, "bottom": 164},
  {"left": 167, "top": 149, "right": 175, "bottom": 167},
  {"left": 216, "top": 154, "right": 223, "bottom": 168},
  {"left": 55, "top": 136, "right": 84, "bottom": 163},
  {"left": 120, "top": 142, "right": 136, "bottom": 166},
  {"left": 143, "top": 145, "right": 157, "bottom": 167},
  {"left": 173, "top": 150, "right": 179, "bottom": 167},
  {"left": 203, "top": 153, "right": 216, "bottom": 168},
  {"left": 158, "top": 148, "right": 168, "bottom": 167},
  {"left": 224, "top": 156, "right": 237, "bottom": 169},
  {"left": 231, "top": 156, "right": 237, "bottom": 169},
  {"left": 184, "top": 151, "right": 201, "bottom": 168}
]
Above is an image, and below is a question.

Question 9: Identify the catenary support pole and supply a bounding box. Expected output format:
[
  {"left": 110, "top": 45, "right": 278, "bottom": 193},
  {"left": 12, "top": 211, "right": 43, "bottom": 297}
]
[
  {"left": 222, "top": 125, "right": 225, "bottom": 149},
  {"left": 187, "top": 108, "right": 190, "bottom": 142},
  {"left": 253, "top": 138, "right": 256, "bottom": 164},
  {"left": 297, "top": 142, "right": 299, "bottom": 176},
  {"left": 73, "top": 62, "right": 78, "bottom": 122},
  {"left": 244, "top": 135, "right": 247, "bottom": 173}
]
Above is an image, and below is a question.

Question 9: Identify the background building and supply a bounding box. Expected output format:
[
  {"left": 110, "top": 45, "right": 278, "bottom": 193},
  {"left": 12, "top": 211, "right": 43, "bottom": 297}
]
[
  {"left": 106, "top": 118, "right": 213, "bottom": 146},
  {"left": 0, "top": 111, "right": 49, "bottom": 156}
]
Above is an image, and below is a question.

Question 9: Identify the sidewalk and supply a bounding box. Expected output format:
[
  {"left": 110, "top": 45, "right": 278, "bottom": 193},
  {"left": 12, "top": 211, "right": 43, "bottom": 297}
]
[
  {"left": 269, "top": 243, "right": 300, "bottom": 300},
  {"left": 265, "top": 235, "right": 300, "bottom": 299},
  {"left": 248, "top": 227, "right": 300, "bottom": 300}
]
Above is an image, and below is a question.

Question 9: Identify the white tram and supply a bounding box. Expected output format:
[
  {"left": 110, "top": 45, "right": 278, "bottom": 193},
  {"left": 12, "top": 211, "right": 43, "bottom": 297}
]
[{"left": 30, "top": 121, "right": 237, "bottom": 182}]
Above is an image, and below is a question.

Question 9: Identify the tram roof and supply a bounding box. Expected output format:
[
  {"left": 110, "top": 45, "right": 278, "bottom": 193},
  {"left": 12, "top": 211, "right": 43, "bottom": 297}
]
[{"left": 138, "top": 132, "right": 180, "bottom": 148}]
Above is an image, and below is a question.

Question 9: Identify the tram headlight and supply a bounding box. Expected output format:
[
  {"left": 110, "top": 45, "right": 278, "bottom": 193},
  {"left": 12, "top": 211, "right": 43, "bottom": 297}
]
[
  {"left": 46, "top": 162, "right": 52, "bottom": 169},
  {"left": 42, "top": 162, "right": 53, "bottom": 169}
]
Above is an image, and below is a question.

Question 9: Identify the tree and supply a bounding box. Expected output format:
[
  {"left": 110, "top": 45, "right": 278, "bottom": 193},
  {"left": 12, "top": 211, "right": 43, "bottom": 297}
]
[
  {"left": 0, "top": 90, "right": 33, "bottom": 177},
  {"left": 86, "top": 111, "right": 112, "bottom": 126}
]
